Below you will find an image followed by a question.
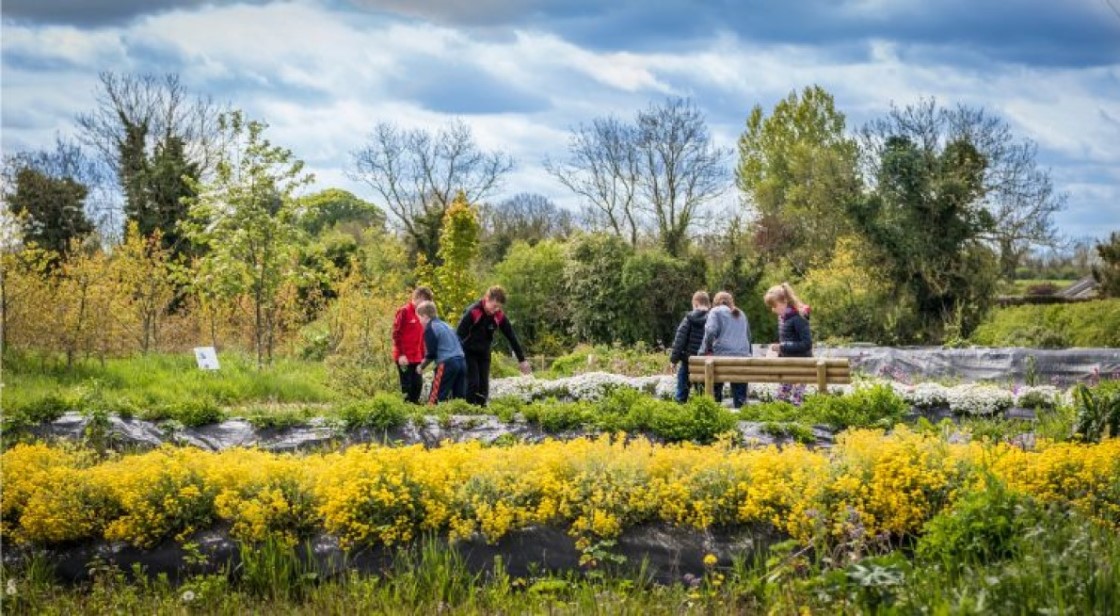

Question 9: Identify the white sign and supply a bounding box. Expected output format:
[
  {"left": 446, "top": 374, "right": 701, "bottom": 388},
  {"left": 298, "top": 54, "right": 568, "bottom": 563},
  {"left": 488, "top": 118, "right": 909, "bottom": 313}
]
[{"left": 194, "top": 347, "right": 221, "bottom": 370}]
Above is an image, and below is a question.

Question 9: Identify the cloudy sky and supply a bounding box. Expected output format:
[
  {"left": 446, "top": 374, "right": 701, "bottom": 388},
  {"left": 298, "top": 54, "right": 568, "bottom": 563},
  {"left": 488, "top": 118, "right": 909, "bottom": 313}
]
[{"left": 3, "top": 0, "right": 1119, "bottom": 240}]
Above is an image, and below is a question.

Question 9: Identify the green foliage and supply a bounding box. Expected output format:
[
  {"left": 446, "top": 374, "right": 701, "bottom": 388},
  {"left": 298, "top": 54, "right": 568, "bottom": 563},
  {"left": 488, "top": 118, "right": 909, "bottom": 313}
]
[
  {"left": 970, "top": 299, "right": 1120, "bottom": 347},
  {"left": 799, "top": 384, "right": 909, "bottom": 430},
  {"left": 493, "top": 239, "right": 571, "bottom": 355},
  {"left": 848, "top": 134, "right": 1000, "bottom": 342},
  {"left": 183, "top": 110, "right": 315, "bottom": 368},
  {"left": 564, "top": 233, "right": 634, "bottom": 344},
  {"left": 1093, "top": 231, "right": 1120, "bottom": 298},
  {"left": 337, "top": 394, "right": 413, "bottom": 431},
  {"left": 1072, "top": 383, "right": 1120, "bottom": 443},
  {"left": 126, "top": 134, "right": 201, "bottom": 258},
  {"left": 6, "top": 166, "right": 92, "bottom": 257},
  {"left": 648, "top": 395, "right": 737, "bottom": 444},
  {"left": 737, "top": 85, "right": 860, "bottom": 272},
  {"left": 298, "top": 188, "right": 384, "bottom": 236},
  {"left": 142, "top": 399, "right": 225, "bottom": 427},
  {"left": 236, "top": 536, "right": 320, "bottom": 601},
  {"left": 548, "top": 344, "right": 665, "bottom": 377},
  {"left": 428, "top": 192, "right": 482, "bottom": 320},
  {"left": 619, "top": 250, "right": 707, "bottom": 347},
  {"left": 916, "top": 477, "right": 1035, "bottom": 572}
]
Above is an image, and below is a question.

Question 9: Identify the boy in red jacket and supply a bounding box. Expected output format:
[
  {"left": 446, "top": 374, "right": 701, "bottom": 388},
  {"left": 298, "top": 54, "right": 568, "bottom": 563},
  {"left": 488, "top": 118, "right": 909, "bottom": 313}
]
[{"left": 392, "top": 287, "right": 433, "bottom": 404}]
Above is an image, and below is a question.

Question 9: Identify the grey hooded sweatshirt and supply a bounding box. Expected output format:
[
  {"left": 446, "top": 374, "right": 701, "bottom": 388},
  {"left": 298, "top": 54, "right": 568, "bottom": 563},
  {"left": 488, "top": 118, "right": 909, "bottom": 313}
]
[{"left": 699, "top": 305, "right": 752, "bottom": 357}]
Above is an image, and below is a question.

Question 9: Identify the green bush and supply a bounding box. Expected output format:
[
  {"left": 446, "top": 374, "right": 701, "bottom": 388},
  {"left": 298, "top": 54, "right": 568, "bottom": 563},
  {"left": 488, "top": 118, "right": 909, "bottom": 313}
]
[
  {"left": 647, "top": 396, "right": 736, "bottom": 444},
  {"left": 337, "top": 394, "right": 411, "bottom": 431},
  {"left": 970, "top": 299, "right": 1120, "bottom": 347},
  {"left": 548, "top": 344, "right": 665, "bottom": 378},
  {"left": 799, "top": 384, "right": 908, "bottom": 430},
  {"left": 917, "top": 477, "right": 1036, "bottom": 572}
]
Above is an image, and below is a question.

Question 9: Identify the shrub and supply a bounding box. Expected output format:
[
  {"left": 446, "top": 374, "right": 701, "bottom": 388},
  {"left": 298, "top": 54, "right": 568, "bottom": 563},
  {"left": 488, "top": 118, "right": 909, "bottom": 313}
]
[
  {"left": 970, "top": 299, "right": 1120, "bottom": 347},
  {"left": 647, "top": 396, "right": 736, "bottom": 444},
  {"left": 800, "top": 384, "right": 907, "bottom": 429},
  {"left": 917, "top": 477, "right": 1035, "bottom": 571},
  {"left": 337, "top": 394, "right": 411, "bottom": 431}
]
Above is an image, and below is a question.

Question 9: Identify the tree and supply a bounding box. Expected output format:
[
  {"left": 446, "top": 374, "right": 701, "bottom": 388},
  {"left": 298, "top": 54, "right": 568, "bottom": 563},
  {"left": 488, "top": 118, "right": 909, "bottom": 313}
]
[
  {"left": 349, "top": 119, "right": 513, "bottom": 262},
  {"left": 635, "top": 98, "right": 729, "bottom": 256},
  {"left": 549, "top": 99, "right": 729, "bottom": 256},
  {"left": 5, "top": 167, "right": 93, "bottom": 257},
  {"left": 860, "top": 99, "right": 1065, "bottom": 277},
  {"left": 493, "top": 239, "right": 571, "bottom": 355},
  {"left": 3, "top": 137, "right": 113, "bottom": 235},
  {"left": 1093, "top": 232, "right": 1120, "bottom": 298},
  {"left": 737, "top": 85, "right": 861, "bottom": 273},
  {"left": 183, "top": 111, "right": 314, "bottom": 368},
  {"left": 298, "top": 188, "right": 385, "bottom": 236},
  {"left": 77, "top": 72, "right": 220, "bottom": 248},
  {"left": 547, "top": 116, "right": 641, "bottom": 246},
  {"left": 112, "top": 222, "right": 176, "bottom": 353},
  {"left": 848, "top": 135, "right": 1000, "bottom": 341},
  {"left": 480, "top": 192, "right": 574, "bottom": 263},
  {"left": 620, "top": 250, "right": 707, "bottom": 346},
  {"left": 421, "top": 192, "right": 482, "bottom": 320},
  {"left": 564, "top": 233, "right": 634, "bottom": 344}
]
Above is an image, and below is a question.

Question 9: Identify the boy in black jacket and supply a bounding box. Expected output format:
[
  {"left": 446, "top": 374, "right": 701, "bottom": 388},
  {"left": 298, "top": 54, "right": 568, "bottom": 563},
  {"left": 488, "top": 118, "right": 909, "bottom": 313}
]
[
  {"left": 669, "top": 291, "right": 711, "bottom": 403},
  {"left": 456, "top": 286, "right": 531, "bottom": 406}
]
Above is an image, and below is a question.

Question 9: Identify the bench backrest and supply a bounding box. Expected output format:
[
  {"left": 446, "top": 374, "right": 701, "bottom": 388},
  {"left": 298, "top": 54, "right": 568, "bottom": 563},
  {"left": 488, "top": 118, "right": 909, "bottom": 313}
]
[{"left": 687, "top": 356, "right": 851, "bottom": 396}]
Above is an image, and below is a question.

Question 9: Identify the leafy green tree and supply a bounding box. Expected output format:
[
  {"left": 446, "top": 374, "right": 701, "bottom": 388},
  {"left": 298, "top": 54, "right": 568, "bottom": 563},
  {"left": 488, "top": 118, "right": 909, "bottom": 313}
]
[
  {"left": 564, "top": 233, "right": 634, "bottom": 344},
  {"left": 423, "top": 192, "right": 481, "bottom": 320},
  {"left": 183, "top": 111, "right": 314, "bottom": 368},
  {"left": 620, "top": 250, "right": 707, "bottom": 346},
  {"left": 1093, "top": 232, "right": 1120, "bottom": 298},
  {"left": 737, "top": 85, "right": 861, "bottom": 273},
  {"left": 848, "top": 135, "right": 1000, "bottom": 341},
  {"left": 299, "top": 188, "right": 385, "bottom": 236},
  {"left": 6, "top": 167, "right": 93, "bottom": 257},
  {"left": 493, "top": 239, "right": 572, "bottom": 355}
]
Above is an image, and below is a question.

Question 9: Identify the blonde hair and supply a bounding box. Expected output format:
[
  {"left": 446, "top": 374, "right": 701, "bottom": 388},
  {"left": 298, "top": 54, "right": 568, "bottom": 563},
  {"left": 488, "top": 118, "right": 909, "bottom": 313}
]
[
  {"left": 692, "top": 291, "right": 711, "bottom": 308},
  {"left": 415, "top": 301, "right": 438, "bottom": 319},
  {"left": 712, "top": 291, "right": 741, "bottom": 318},
  {"left": 763, "top": 283, "right": 806, "bottom": 312}
]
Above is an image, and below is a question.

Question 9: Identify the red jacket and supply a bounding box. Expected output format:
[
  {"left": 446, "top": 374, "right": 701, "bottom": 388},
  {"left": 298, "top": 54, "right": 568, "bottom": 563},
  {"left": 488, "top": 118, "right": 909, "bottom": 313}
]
[{"left": 392, "top": 302, "right": 425, "bottom": 363}]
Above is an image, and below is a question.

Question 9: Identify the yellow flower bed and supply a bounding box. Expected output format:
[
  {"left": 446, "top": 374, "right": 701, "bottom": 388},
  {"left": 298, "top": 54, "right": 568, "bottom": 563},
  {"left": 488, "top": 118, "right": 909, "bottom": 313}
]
[{"left": 3, "top": 432, "right": 1118, "bottom": 550}]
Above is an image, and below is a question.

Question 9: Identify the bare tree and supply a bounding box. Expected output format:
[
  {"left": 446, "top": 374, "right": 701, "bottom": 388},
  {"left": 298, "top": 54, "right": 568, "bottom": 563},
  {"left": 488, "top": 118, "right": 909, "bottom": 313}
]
[
  {"left": 348, "top": 119, "right": 513, "bottom": 262},
  {"left": 479, "top": 192, "right": 574, "bottom": 262},
  {"left": 75, "top": 72, "right": 222, "bottom": 244},
  {"left": 547, "top": 99, "right": 730, "bottom": 255},
  {"left": 860, "top": 98, "right": 1065, "bottom": 276},
  {"left": 545, "top": 117, "right": 641, "bottom": 246},
  {"left": 635, "top": 98, "right": 730, "bottom": 256},
  {"left": 77, "top": 72, "right": 222, "bottom": 178}
]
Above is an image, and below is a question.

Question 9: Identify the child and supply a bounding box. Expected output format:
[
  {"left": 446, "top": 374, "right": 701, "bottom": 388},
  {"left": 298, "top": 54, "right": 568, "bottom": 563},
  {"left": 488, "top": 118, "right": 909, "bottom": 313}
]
[
  {"left": 763, "top": 283, "right": 812, "bottom": 406},
  {"left": 391, "top": 287, "right": 433, "bottom": 404},
  {"left": 699, "top": 291, "right": 752, "bottom": 409},
  {"left": 669, "top": 291, "right": 711, "bottom": 403},
  {"left": 416, "top": 301, "right": 467, "bottom": 404}
]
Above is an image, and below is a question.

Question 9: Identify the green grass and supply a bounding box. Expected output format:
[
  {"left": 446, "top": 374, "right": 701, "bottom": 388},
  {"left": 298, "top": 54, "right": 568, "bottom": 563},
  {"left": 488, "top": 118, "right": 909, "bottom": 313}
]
[
  {"left": 2, "top": 351, "right": 340, "bottom": 414},
  {"left": 1001, "top": 278, "right": 1076, "bottom": 296}
]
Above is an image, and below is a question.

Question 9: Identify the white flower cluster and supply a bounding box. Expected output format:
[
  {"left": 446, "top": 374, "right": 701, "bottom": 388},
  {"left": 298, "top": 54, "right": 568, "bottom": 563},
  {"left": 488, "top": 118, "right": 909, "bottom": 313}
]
[
  {"left": 896, "top": 382, "right": 951, "bottom": 409},
  {"left": 943, "top": 383, "right": 1015, "bottom": 416},
  {"left": 489, "top": 372, "right": 676, "bottom": 403},
  {"left": 1013, "top": 385, "right": 1065, "bottom": 409}
]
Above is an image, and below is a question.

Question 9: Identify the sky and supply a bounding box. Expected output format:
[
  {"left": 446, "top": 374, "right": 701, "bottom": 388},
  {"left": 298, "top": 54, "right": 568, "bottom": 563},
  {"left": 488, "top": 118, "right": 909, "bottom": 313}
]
[{"left": 2, "top": 0, "right": 1119, "bottom": 241}]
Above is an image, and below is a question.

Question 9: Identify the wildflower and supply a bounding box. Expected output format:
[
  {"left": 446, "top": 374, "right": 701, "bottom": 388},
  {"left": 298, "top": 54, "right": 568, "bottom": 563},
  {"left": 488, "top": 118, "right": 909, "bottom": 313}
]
[
  {"left": 6, "top": 578, "right": 16, "bottom": 597},
  {"left": 703, "top": 553, "right": 718, "bottom": 567},
  {"left": 180, "top": 590, "right": 196, "bottom": 603}
]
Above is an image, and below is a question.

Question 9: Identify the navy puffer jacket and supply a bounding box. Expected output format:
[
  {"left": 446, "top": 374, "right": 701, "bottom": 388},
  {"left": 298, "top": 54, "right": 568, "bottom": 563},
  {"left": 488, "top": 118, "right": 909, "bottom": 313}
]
[
  {"left": 670, "top": 309, "right": 709, "bottom": 364},
  {"left": 778, "top": 307, "right": 813, "bottom": 357}
]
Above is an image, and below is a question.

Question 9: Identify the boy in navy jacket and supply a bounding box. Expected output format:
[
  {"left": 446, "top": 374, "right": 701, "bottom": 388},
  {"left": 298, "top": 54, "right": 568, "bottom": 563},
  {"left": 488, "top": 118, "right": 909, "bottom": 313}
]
[{"left": 416, "top": 301, "right": 467, "bottom": 404}]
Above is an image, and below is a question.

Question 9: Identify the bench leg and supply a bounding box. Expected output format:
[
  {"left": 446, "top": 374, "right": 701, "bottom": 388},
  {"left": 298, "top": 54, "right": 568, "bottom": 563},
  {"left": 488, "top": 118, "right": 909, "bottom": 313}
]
[
  {"left": 704, "top": 359, "right": 715, "bottom": 398},
  {"left": 816, "top": 360, "right": 828, "bottom": 394}
]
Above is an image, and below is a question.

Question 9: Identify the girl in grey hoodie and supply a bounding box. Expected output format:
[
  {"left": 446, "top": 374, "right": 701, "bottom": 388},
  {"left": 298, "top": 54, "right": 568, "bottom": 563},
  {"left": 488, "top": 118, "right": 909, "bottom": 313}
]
[{"left": 700, "top": 291, "right": 752, "bottom": 408}]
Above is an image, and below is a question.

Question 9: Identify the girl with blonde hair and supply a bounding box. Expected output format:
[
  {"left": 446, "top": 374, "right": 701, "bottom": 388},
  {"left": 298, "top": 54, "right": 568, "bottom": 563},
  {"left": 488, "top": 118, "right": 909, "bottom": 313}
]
[{"left": 763, "top": 282, "right": 812, "bottom": 405}]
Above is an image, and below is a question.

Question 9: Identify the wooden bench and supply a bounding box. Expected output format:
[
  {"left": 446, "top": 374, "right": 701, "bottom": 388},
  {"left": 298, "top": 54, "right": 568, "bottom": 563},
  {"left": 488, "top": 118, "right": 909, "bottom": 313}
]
[{"left": 687, "top": 356, "right": 852, "bottom": 397}]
